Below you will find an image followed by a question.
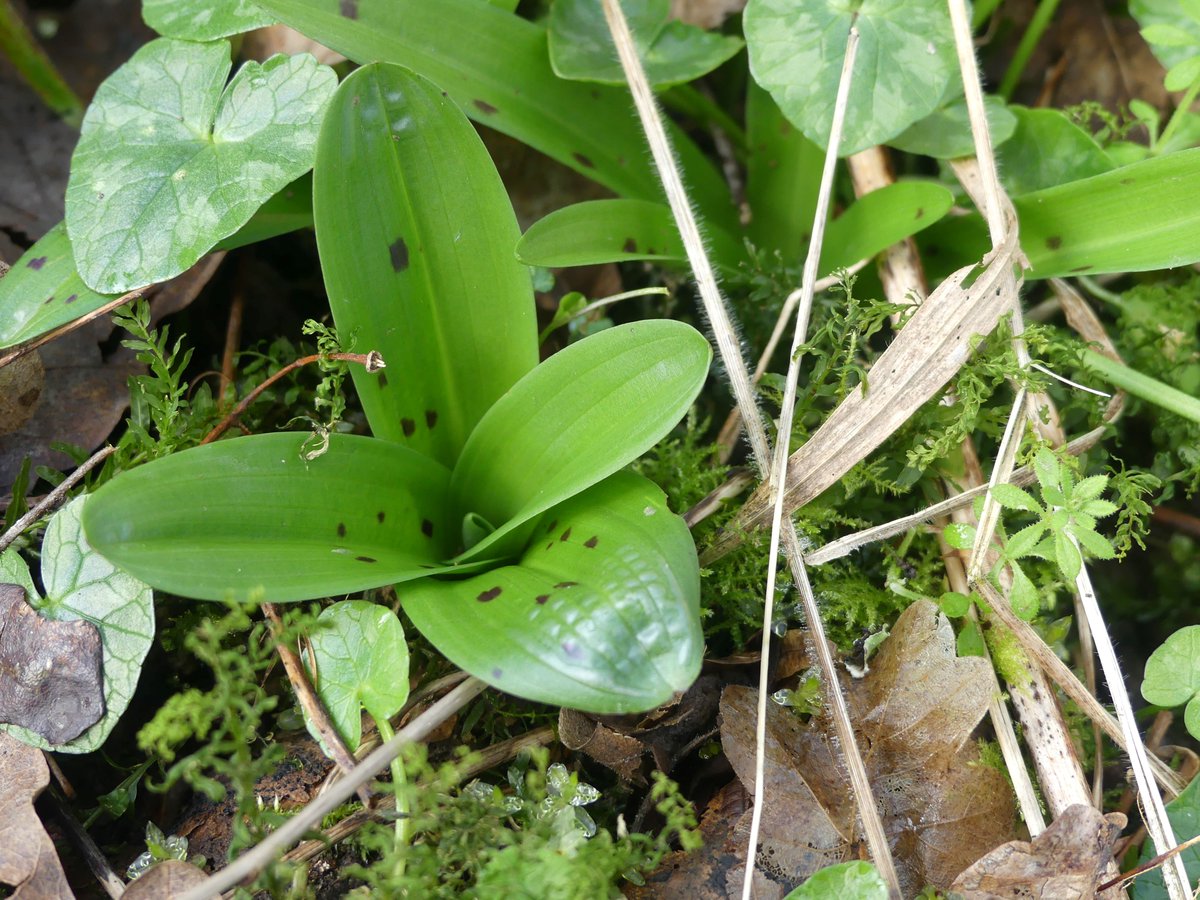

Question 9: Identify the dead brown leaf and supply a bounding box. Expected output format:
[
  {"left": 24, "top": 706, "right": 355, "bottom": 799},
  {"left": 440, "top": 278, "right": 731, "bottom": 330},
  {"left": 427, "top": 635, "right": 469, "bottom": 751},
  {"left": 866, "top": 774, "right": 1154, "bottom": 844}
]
[
  {"left": 0, "top": 352, "right": 44, "bottom": 436},
  {"left": 0, "top": 731, "right": 74, "bottom": 899},
  {"left": 0, "top": 583, "right": 104, "bottom": 745},
  {"left": 123, "top": 860, "right": 211, "bottom": 899},
  {"left": 951, "top": 804, "right": 1126, "bottom": 900},
  {"left": 718, "top": 600, "right": 1016, "bottom": 896}
]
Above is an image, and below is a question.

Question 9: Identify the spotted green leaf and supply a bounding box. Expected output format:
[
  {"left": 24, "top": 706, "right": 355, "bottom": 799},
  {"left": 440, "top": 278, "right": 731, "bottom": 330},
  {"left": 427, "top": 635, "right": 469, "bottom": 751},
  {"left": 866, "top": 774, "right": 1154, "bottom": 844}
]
[
  {"left": 403, "top": 471, "right": 701, "bottom": 714},
  {"left": 0, "top": 496, "right": 154, "bottom": 753},
  {"left": 744, "top": 0, "right": 955, "bottom": 155},
  {"left": 82, "top": 433, "right": 458, "bottom": 603},
  {"left": 143, "top": 0, "right": 275, "bottom": 40},
  {"left": 451, "top": 320, "right": 712, "bottom": 563},
  {"left": 314, "top": 64, "right": 537, "bottom": 466},
  {"left": 548, "top": 0, "right": 743, "bottom": 88},
  {"left": 66, "top": 39, "right": 336, "bottom": 293},
  {"left": 304, "top": 600, "right": 409, "bottom": 751},
  {"left": 0, "top": 222, "right": 116, "bottom": 349}
]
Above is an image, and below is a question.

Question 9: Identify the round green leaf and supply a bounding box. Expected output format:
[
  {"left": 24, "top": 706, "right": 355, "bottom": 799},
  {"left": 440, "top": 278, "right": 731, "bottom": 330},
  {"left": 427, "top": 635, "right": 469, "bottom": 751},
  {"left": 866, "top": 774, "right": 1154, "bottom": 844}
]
[
  {"left": 1, "top": 496, "right": 154, "bottom": 753},
  {"left": 450, "top": 319, "right": 712, "bottom": 562},
  {"left": 1143, "top": 626, "right": 1200, "bottom": 709},
  {"left": 996, "top": 107, "right": 1114, "bottom": 196},
  {"left": 314, "top": 63, "right": 537, "bottom": 466},
  {"left": 143, "top": 0, "right": 275, "bottom": 40},
  {"left": 82, "top": 433, "right": 457, "bottom": 602},
  {"left": 887, "top": 93, "right": 1016, "bottom": 160},
  {"left": 403, "top": 471, "right": 702, "bottom": 714},
  {"left": 744, "top": 0, "right": 955, "bottom": 155},
  {"left": 304, "top": 600, "right": 409, "bottom": 751},
  {"left": 549, "top": 0, "right": 743, "bottom": 88},
  {"left": 65, "top": 39, "right": 336, "bottom": 293},
  {"left": 784, "top": 861, "right": 889, "bottom": 900}
]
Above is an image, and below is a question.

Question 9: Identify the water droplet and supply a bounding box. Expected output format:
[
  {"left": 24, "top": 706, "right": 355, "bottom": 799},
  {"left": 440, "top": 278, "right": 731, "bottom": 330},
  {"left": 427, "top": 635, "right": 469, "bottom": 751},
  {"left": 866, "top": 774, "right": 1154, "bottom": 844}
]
[{"left": 771, "top": 619, "right": 788, "bottom": 637}]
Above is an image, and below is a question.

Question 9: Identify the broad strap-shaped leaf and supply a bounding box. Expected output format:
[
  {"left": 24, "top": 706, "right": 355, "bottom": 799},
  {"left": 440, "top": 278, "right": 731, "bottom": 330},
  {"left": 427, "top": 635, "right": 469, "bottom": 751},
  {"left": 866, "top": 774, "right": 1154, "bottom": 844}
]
[
  {"left": 819, "top": 181, "right": 953, "bottom": 275},
  {"left": 451, "top": 320, "right": 712, "bottom": 562},
  {"left": 0, "top": 223, "right": 116, "bottom": 349},
  {"left": 549, "top": 0, "right": 743, "bottom": 88},
  {"left": 0, "top": 497, "right": 154, "bottom": 754},
  {"left": 65, "top": 39, "right": 336, "bottom": 292},
  {"left": 744, "top": 0, "right": 956, "bottom": 155},
  {"left": 304, "top": 600, "right": 409, "bottom": 751},
  {"left": 82, "top": 433, "right": 457, "bottom": 602},
  {"left": 403, "top": 471, "right": 702, "bottom": 714},
  {"left": 1017, "top": 148, "right": 1200, "bottom": 278},
  {"left": 314, "top": 64, "right": 537, "bottom": 465},
  {"left": 143, "top": 0, "right": 275, "bottom": 40},
  {"left": 255, "top": 0, "right": 734, "bottom": 227}
]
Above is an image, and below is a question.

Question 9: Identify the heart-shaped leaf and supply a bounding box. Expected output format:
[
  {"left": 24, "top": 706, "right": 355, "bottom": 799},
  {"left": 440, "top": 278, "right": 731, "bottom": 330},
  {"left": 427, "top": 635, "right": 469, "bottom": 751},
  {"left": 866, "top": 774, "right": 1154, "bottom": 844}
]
[
  {"left": 304, "top": 600, "right": 409, "bottom": 751},
  {"left": 549, "top": 0, "right": 743, "bottom": 88},
  {"left": 0, "top": 496, "right": 154, "bottom": 753},
  {"left": 314, "top": 64, "right": 537, "bottom": 466},
  {"left": 887, "top": 93, "right": 1016, "bottom": 160},
  {"left": 0, "top": 223, "right": 116, "bottom": 349},
  {"left": 402, "top": 471, "right": 702, "bottom": 714},
  {"left": 744, "top": 0, "right": 956, "bottom": 155},
  {"left": 143, "top": 0, "right": 275, "bottom": 40},
  {"left": 82, "top": 433, "right": 458, "bottom": 602},
  {"left": 450, "top": 319, "right": 712, "bottom": 562},
  {"left": 65, "top": 38, "right": 336, "bottom": 293},
  {"left": 997, "top": 107, "right": 1114, "bottom": 196}
]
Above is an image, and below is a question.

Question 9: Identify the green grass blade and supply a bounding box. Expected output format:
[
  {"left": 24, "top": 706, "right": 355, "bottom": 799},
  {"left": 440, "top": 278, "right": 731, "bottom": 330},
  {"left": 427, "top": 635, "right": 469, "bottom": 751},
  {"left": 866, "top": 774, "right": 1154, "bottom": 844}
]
[{"left": 1082, "top": 349, "right": 1200, "bottom": 424}]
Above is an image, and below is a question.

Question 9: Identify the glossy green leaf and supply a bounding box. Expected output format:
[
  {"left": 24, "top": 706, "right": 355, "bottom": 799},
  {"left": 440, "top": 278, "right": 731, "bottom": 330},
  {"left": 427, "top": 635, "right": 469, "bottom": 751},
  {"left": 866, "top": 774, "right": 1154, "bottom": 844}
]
[
  {"left": 548, "top": 0, "right": 743, "bottom": 87},
  {"left": 143, "top": 0, "right": 275, "bottom": 40},
  {"left": 1135, "top": 765, "right": 1200, "bottom": 899},
  {"left": 997, "top": 107, "right": 1113, "bottom": 195},
  {"left": 1018, "top": 148, "right": 1200, "bottom": 277},
  {"left": 304, "top": 600, "right": 409, "bottom": 751},
  {"left": 784, "top": 862, "right": 890, "bottom": 900},
  {"left": 65, "top": 39, "right": 336, "bottom": 292},
  {"left": 1143, "top": 626, "right": 1200, "bottom": 710},
  {"left": 82, "top": 433, "right": 457, "bottom": 602},
  {"left": 314, "top": 64, "right": 537, "bottom": 465},
  {"left": 450, "top": 320, "right": 712, "bottom": 562},
  {"left": 214, "top": 174, "right": 313, "bottom": 251},
  {"left": 0, "top": 222, "right": 116, "bottom": 349},
  {"left": 819, "top": 181, "right": 954, "bottom": 275},
  {"left": 744, "top": 0, "right": 955, "bottom": 155},
  {"left": 886, "top": 93, "right": 1016, "bottom": 160},
  {"left": 745, "top": 80, "right": 822, "bottom": 256},
  {"left": 0, "top": 496, "right": 154, "bottom": 753},
  {"left": 403, "top": 471, "right": 701, "bottom": 714},
  {"left": 255, "top": 0, "right": 734, "bottom": 227}
]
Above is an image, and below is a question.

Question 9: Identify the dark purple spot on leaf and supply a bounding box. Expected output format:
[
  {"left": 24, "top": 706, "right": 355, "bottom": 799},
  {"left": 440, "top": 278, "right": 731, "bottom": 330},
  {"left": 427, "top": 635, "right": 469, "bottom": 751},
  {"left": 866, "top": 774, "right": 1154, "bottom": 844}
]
[
  {"left": 401, "top": 418, "right": 416, "bottom": 437},
  {"left": 473, "top": 99, "right": 498, "bottom": 114},
  {"left": 42, "top": 296, "right": 54, "bottom": 305},
  {"left": 545, "top": 543, "right": 553, "bottom": 551},
  {"left": 573, "top": 152, "right": 595, "bottom": 169},
  {"left": 560, "top": 527, "right": 572, "bottom": 542},
  {"left": 377, "top": 511, "right": 386, "bottom": 523},
  {"left": 915, "top": 207, "right": 925, "bottom": 219},
  {"left": 623, "top": 237, "right": 637, "bottom": 253},
  {"left": 356, "top": 556, "right": 377, "bottom": 563},
  {"left": 378, "top": 372, "right": 389, "bottom": 388},
  {"left": 425, "top": 409, "right": 438, "bottom": 428},
  {"left": 64, "top": 293, "right": 77, "bottom": 304},
  {"left": 389, "top": 237, "right": 409, "bottom": 272},
  {"left": 584, "top": 536, "right": 598, "bottom": 549},
  {"left": 421, "top": 519, "right": 434, "bottom": 538},
  {"left": 535, "top": 594, "right": 549, "bottom": 605},
  {"left": 339, "top": 0, "right": 358, "bottom": 17},
  {"left": 27, "top": 256, "right": 47, "bottom": 270},
  {"left": 562, "top": 640, "right": 582, "bottom": 659},
  {"left": 492, "top": 667, "right": 503, "bottom": 679},
  {"left": 554, "top": 581, "right": 578, "bottom": 589},
  {"left": 1070, "top": 265, "right": 1093, "bottom": 273},
  {"left": 646, "top": 246, "right": 656, "bottom": 255},
  {"left": 1046, "top": 236, "right": 1062, "bottom": 250},
  {"left": 477, "top": 586, "right": 502, "bottom": 602},
  {"left": 337, "top": 523, "right": 346, "bottom": 538}
]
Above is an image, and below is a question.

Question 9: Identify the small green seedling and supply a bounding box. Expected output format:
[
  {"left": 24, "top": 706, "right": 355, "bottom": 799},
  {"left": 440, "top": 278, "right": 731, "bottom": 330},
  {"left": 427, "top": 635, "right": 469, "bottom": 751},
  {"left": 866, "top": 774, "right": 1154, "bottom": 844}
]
[
  {"left": 1142, "top": 626, "right": 1200, "bottom": 741},
  {"left": 83, "top": 64, "right": 710, "bottom": 715}
]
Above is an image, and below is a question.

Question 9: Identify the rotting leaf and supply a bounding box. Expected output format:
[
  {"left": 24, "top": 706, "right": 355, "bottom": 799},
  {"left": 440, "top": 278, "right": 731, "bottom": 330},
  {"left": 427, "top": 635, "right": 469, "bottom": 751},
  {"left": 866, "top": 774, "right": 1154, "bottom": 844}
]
[
  {"left": 0, "top": 352, "right": 44, "bottom": 436},
  {"left": 951, "top": 804, "right": 1125, "bottom": 899},
  {"left": 0, "top": 583, "right": 105, "bottom": 745},
  {"left": 718, "top": 600, "right": 1016, "bottom": 896},
  {"left": 123, "top": 860, "right": 211, "bottom": 898},
  {"left": 0, "top": 732, "right": 74, "bottom": 898}
]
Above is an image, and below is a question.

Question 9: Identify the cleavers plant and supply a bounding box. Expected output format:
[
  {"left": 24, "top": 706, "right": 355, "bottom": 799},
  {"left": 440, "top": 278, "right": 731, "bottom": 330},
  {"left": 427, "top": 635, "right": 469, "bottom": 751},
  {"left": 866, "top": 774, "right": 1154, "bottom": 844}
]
[{"left": 82, "top": 64, "right": 712, "bottom": 715}]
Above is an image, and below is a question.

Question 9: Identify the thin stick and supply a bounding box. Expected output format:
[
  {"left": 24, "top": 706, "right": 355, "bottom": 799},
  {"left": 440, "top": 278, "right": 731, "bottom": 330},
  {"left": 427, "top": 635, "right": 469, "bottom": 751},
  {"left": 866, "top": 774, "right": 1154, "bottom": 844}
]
[
  {"left": 178, "top": 676, "right": 488, "bottom": 900},
  {"left": 261, "top": 603, "right": 372, "bottom": 807},
  {"left": 200, "top": 351, "right": 383, "bottom": 445},
  {"left": 219, "top": 287, "right": 246, "bottom": 405},
  {"left": 1099, "top": 832, "right": 1200, "bottom": 893},
  {"left": 0, "top": 444, "right": 114, "bottom": 554},
  {"left": 0, "top": 289, "right": 146, "bottom": 371},
  {"left": 45, "top": 787, "right": 125, "bottom": 899}
]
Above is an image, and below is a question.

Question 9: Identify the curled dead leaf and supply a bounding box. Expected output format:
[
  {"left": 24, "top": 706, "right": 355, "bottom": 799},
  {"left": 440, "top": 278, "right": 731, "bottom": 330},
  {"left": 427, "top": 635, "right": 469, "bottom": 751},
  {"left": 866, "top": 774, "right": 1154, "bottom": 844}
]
[
  {"left": 0, "top": 731, "right": 74, "bottom": 898},
  {"left": 123, "top": 860, "right": 211, "bottom": 899}
]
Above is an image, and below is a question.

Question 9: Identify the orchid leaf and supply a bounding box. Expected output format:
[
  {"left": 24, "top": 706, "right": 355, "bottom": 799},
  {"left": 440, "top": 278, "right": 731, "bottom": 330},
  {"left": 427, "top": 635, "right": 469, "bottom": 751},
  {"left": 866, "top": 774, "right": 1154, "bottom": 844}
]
[
  {"left": 820, "top": 181, "right": 953, "bottom": 275},
  {"left": 403, "top": 471, "right": 701, "bottom": 714},
  {"left": 450, "top": 320, "right": 711, "bottom": 563},
  {"left": 314, "top": 63, "right": 537, "bottom": 466},
  {"left": 81, "top": 433, "right": 457, "bottom": 602}
]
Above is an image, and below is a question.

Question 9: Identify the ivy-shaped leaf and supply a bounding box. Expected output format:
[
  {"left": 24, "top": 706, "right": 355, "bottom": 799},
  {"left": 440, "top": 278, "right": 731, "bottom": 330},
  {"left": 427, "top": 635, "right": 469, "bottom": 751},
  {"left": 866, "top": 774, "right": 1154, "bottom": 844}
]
[
  {"left": 0, "top": 496, "right": 154, "bottom": 754},
  {"left": 143, "top": 0, "right": 275, "bottom": 40},
  {"left": 1142, "top": 626, "right": 1200, "bottom": 742},
  {"left": 744, "top": 0, "right": 956, "bottom": 155},
  {"left": 304, "top": 600, "right": 409, "bottom": 751},
  {"left": 65, "top": 38, "right": 336, "bottom": 293},
  {"left": 549, "top": 0, "right": 743, "bottom": 88}
]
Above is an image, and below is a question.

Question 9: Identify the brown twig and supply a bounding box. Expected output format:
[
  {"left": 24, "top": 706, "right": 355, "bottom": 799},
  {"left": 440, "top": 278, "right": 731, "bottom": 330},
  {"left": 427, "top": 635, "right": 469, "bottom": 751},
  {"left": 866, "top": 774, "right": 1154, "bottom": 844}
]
[
  {"left": 45, "top": 787, "right": 125, "bottom": 899},
  {"left": 0, "top": 289, "right": 146, "bottom": 371},
  {"left": 1098, "top": 831, "right": 1200, "bottom": 893},
  {"left": 261, "top": 603, "right": 372, "bottom": 807},
  {"left": 219, "top": 287, "right": 246, "bottom": 406},
  {"left": 0, "top": 445, "right": 114, "bottom": 554},
  {"left": 199, "top": 351, "right": 384, "bottom": 445}
]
